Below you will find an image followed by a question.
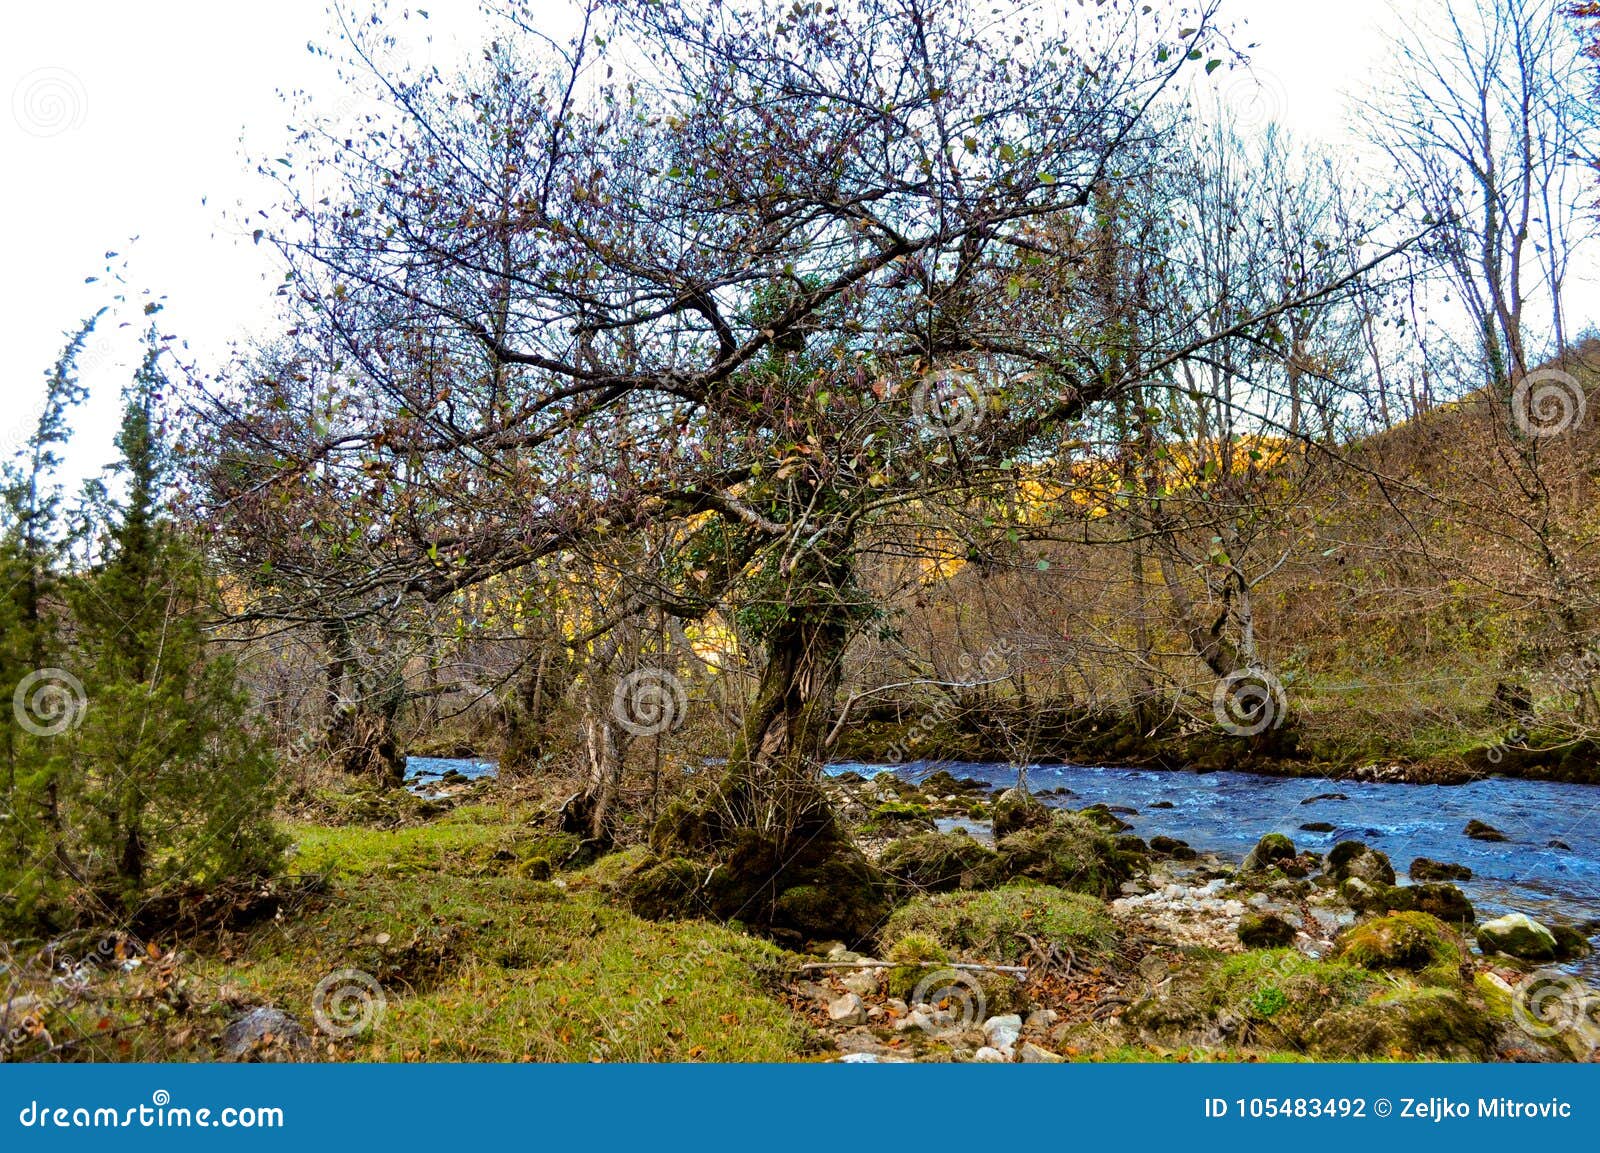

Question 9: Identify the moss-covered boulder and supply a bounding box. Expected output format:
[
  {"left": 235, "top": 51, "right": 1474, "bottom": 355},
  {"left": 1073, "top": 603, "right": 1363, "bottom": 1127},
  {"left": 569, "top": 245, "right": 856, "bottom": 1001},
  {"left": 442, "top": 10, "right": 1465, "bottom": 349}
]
[
  {"left": 866, "top": 802, "right": 937, "bottom": 832},
  {"left": 627, "top": 804, "right": 890, "bottom": 946},
  {"left": 991, "top": 788, "right": 1050, "bottom": 838},
  {"left": 1238, "top": 911, "right": 1297, "bottom": 948},
  {"left": 878, "top": 831, "right": 997, "bottom": 893},
  {"left": 1410, "top": 857, "right": 1472, "bottom": 882},
  {"left": 1407, "top": 883, "right": 1475, "bottom": 926},
  {"left": 1551, "top": 924, "right": 1593, "bottom": 960},
  {"left": 1308, "top": 987, "right": 1494, "bottom": 1060},
  {"left": 1326, "top": 841, "right": 1396, "bottom": 887},
  {"left": 1334, "top": 912, "right": 1463, "bottom": 976},
  {"left": 990, "top": 812, "right": 1131, "bottom": 897},
  {"left": 1148, "top": 835, "right": 1197, "bottom": 860},
  {"left": 1477, "top": 913, "right": 1558, "bottom": 961},
  {"left": 1125, "top": 950, "right": 1374, "bottom": 1052},
  {"left": 1241, "top": 833, "right": 1296, "bottom": 873},
  {"left": 1077, "top": 803, "right": 1132, "bottom": 833},
  {"left": 882, "top": 884, "right": 1116, "bottom": 967}
]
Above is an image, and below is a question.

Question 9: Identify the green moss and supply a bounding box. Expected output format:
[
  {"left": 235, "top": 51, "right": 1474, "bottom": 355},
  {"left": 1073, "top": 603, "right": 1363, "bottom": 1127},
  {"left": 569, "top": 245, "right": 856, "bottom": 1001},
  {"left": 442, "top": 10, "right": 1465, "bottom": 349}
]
[
  {"left": 1241, "top": 834, "right": 1296, "bottom": 872},
  {"left": 991, "top": 788, "right": 1049, "bottom": 838},
  {"left": 1334, "top": 912, "right": 1463, "bottom": 982},
  {"left": 1127, "top": 950, "right": 1375, "bottom": 1053},
  {"left": 1238, "top": 911, "right": 1297, "bottom": 948},
  {"left": 881, "top": 884, "right": 1116, "bottom": 965},
  {"left": 197, "top": 828, "right": 808, "bottom": 1062},
  {"left": 990, "top": 812, "right": 1130, "bottom": 897},
  {"left": 1308, "top": 986, "right": 1494, "bottom": 1061},
  {"left": 884, "top": 932, "right": 952, "bottom": 1000},
  {"left": 871, "top": 801, "right": 933, "bottom": 823},
  {"left": 878, "top": 832, "right": 997, "bottom": 892}
]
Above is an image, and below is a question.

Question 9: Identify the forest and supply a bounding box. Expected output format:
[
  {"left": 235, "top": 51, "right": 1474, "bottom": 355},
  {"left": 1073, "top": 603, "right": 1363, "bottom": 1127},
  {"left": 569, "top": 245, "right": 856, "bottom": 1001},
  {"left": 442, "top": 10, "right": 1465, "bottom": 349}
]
[{"left": 4, "top": 0, "right": 1600, "bottom": 1064}]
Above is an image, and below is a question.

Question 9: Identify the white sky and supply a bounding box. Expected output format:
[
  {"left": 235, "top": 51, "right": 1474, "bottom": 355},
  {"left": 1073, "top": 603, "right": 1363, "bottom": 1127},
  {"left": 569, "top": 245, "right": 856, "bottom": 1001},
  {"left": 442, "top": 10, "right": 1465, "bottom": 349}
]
[{"left": 3, "top": 0, "right": 1597, "bottom": 482}]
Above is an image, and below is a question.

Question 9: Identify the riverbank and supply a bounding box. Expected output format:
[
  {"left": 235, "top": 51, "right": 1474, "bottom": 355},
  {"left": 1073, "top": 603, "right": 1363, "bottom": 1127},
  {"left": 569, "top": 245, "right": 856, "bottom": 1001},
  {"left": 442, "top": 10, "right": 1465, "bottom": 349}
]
[
  {"left": 828, "top": 703, "right": 1600, "bottom": 787},
  {"left": 5, "top": 772, "right": 1593, "bottom": 1063}
]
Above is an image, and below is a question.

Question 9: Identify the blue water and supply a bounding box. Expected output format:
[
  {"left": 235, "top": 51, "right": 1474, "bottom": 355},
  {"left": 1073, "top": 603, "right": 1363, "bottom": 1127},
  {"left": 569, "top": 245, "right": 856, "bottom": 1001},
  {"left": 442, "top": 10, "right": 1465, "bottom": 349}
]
[
  {"left": 405, "top": 756, "right": 497, "bottom": 793},
  {"left": 830, "top": 760, "right": 1600, "bottom": 941}
]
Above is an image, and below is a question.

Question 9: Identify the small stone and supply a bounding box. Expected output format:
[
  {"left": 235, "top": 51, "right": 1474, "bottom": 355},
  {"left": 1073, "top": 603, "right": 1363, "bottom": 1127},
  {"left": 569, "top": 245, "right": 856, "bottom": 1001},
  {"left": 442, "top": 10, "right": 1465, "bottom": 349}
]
[
  {"left": 828, "top": 992, "right": 867, "bottom": 1025},
  {"left": 895, "top": 1010, "right": 931, "bottom": 1033},
  {"left": 1025, "top": 1009, "right": 1059, "bottom": 1030},
  {"left": 973, "top": 1046, "right": 1008, "bottom": 1062},
  {"left": 221, "top": 1007, "right": 309, "bottom": 1061},
  {"left": 983, "top": 1013, "right": 1023, "bottom": 1053},
  {"left": 840, "top": 968, "right": 881, "bottom": 998},
  {"left": 1017, "top": 1041, "right": 1065, "bottom": 1063}
]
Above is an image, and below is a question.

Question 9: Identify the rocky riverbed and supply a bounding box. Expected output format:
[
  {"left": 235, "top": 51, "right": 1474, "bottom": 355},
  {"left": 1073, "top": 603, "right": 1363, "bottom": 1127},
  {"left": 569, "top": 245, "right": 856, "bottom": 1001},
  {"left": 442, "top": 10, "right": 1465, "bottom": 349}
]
[{"left": 793, "top": 765, "right": 1600, "bottom": 1063}]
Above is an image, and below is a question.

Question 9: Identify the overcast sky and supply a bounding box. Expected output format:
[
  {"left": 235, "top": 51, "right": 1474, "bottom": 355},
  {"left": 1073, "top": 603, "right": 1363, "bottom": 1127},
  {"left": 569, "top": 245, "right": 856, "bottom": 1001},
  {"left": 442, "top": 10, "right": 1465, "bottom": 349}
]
[{"left": 4, "top": 0, "right": 1596, "bottom": 482}]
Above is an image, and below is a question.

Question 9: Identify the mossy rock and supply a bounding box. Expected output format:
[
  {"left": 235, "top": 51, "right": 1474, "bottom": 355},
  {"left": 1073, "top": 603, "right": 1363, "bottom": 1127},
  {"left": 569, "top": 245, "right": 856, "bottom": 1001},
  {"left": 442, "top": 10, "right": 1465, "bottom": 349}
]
[
  {"left": 1077, "top": 804, "right": 1132, "bottom": 833},
  {"left": 1326, "top": 841, "right": 1396, "bottom": 887},
  {"left": 992, "top": 788, "right": 1050, "bottom": 838},
  {"left": 1410, "top": 857, "right": 1472, "bottom": 882},
  {"left": 881, "top": 884, "right": 1116, "bottom": 967},
  {"left": 1477, "top": 913, "right": 1558, "bottom": 961},
  {"left": 1126, "top": 950, "right": 1374, "bottom": 1052},
  {"left": 624, "top": 821, "right": 889, "bottom": 947},
  {"left": 516, "top": 855, "right": 553, "bottom": 881},
  {"left": 1406, "top": 883, "right": 1475, "bottom": 926},
  {"left": 878, "top": 832, "right": 997, "bottom": 893},
  {"left": 1149, "top": 835, "right": 1197, "bottom": 861},
  {"left": 870, "top": 801, "right": 936, "bottom": 827},
  {"left": 1334, "top": 912, "right": 1463, "bottom": 975},
  {"left": 1550, "top": 924, "right": 1592, "bottom": 960},
  {"left": 990, "top": 813, "right": 1131, "bottom": 897},
  {"left": 1308, "top": 986, "right": 1494, "bottom": 1060},
  {"left": 1241, "top": 834, "right": 1296, "bottom": 873},
  {"left": 620, "top": 855, "right": 703, "bottom": 921},
  {"left": 1238, "top": 912, "right": 1297, "bottom": 949}
]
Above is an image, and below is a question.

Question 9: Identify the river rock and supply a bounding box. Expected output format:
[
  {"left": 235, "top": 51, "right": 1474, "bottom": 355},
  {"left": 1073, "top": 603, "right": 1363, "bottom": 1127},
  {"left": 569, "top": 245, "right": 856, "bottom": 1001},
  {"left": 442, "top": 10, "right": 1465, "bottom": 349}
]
[
  {"left": 983, "top": 1013, "right": 1023, "bottom": 1053},
  {"left": 828, "top": 992, "right": 867, "bottom": 1025},
  {"left": 1477, "top": 913, "right": 1558, "bottom": 961},
  {"left": 840, "top": 968, "right": 881, "bottom": 998},
  {"left": 1241, "top": 833, "right": 1296, "bottom": 873},
  {"left": 992, "top": 789, "right": 1050, "bottom": 838},
  {"left": 1327, "top": 841, "right": 1396, "bottom": 887},
  {"left": 1026, "top": 1009, "right": 1059, "bottom": 1030},
  {"left": 1464, "top": 820, "right": 1508, "bottom": 842},
  {"left": 1409, "top": 857, "right": 1472, "bottom": 882},
  {"left": 1238, "top": 911, "right": 1297, "bottom": 948},
  {"left": 973, "top": 1045, "right": 1008, "bottom": 1062},
  {"left": 1148, "top": 835, "right": 1197, "bottom": 860},
  {"left": 1018, "top": 1041, "right": 1065, "bottom": 1063},
  {"left": 221, "top": 1007, "right": 310, "bottom": 1060}
]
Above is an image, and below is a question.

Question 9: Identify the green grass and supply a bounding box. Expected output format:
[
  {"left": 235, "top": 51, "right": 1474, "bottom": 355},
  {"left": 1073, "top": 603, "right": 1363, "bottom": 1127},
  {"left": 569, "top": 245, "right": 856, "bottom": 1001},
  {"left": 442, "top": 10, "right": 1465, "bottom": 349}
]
[{"left": 187, "top": 807, "right": 814, "bottom": 1062}]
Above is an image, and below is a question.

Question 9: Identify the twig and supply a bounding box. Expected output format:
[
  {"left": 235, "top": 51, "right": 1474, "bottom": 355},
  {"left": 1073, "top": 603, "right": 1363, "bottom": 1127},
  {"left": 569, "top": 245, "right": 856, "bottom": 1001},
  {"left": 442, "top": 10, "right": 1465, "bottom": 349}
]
[{"left": 794, "top": 960, "right": 1027, "bottom": 975}]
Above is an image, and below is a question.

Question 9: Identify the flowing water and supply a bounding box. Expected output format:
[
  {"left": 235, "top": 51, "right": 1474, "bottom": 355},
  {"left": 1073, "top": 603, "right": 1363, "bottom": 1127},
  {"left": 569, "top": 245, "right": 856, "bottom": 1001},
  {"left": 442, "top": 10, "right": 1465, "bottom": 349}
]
[
  {"left": 829, "top": 759, "right": 1600, "bottom": 974},
  {"left": 406, "top": 754, "right": 1600, "bottom": 972}
]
